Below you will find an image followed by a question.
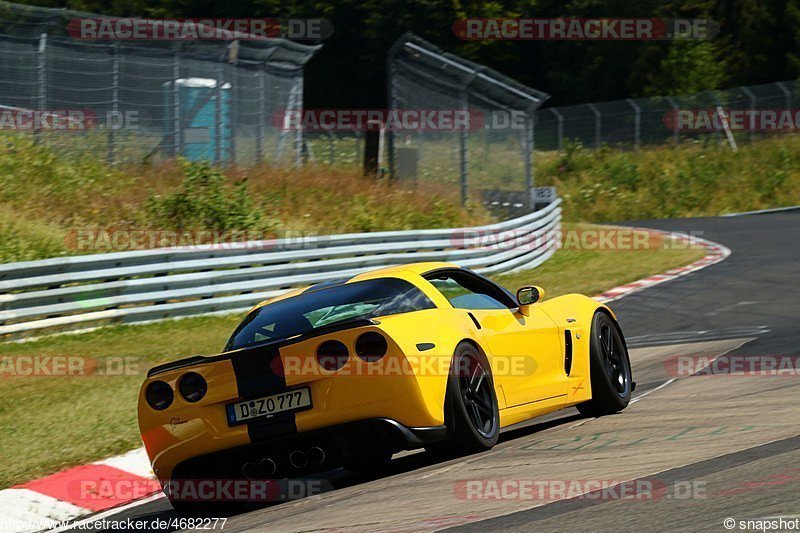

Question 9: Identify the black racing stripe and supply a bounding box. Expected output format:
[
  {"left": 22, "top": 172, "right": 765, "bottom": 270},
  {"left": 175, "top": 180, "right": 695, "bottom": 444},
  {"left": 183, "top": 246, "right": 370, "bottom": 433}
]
[
  {"left": 230, "top": 345, "right": 298, "bottom": 443},
  {"left": 231, "top": 345, "right": 284, "bottom": 398}
]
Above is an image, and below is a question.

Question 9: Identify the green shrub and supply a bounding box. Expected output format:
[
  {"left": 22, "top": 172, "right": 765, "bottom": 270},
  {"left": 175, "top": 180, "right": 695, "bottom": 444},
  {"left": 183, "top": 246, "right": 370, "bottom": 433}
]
[{"left": 146, "top": 161, "right": 263, "bottom": 231}]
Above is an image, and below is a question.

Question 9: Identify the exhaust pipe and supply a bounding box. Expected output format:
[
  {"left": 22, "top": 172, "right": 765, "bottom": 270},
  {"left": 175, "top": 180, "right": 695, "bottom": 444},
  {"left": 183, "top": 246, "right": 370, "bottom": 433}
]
[
  {"left": 288, "top": 449, "right": 307, "bottom": 469},
  {"left": 308, "top": 446, "right": 326, "bottom": 466},
  {"left": 242, "top": 461, "right": 260, "bottom": 480},
  {"left": 258, "top": 457, "right": 277, "bottom": 477}
]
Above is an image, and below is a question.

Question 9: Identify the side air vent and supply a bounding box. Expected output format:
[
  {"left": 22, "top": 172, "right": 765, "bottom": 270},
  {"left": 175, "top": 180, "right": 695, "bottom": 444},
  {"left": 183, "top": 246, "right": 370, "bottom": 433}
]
[{"left": 564, "top": 330, "right": 573, "bottom": 375}]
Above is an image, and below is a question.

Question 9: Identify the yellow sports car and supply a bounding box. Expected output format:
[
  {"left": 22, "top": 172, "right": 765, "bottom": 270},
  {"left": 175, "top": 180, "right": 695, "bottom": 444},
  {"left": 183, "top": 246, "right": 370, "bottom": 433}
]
[{"left": 138, "top": 262, "right": 633, "bottom": 514}]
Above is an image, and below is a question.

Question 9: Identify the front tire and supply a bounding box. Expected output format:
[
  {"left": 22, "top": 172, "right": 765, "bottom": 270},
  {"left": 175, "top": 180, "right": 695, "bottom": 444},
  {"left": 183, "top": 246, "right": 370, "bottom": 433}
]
[
  {"left": 432, "top": 342, "right": 500, "bottom": 455},
  {"left": 577, "top": 312, "right": 633, "bottom": 417}
]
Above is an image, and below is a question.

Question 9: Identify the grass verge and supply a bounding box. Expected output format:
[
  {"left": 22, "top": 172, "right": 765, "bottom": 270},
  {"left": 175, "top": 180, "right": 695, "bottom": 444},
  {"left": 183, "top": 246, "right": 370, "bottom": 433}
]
[{"left": 0, "top": 227, "right": 706, "bottom": 488}]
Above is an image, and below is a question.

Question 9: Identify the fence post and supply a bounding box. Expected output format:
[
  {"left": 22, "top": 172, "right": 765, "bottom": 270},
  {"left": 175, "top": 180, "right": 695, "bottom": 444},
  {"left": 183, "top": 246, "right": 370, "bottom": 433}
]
[
  {"left": 294, "top": 76, "right": 303, "bottom": 168},
  {"left": 226, "top": 42, "right": 238, "bottom": 164},
  {"left": 215, "top": 61, "right": 223, "bottom": 164},
  {"left": 740, "top": 86, "right": 756, "bottom": 144},
  {"left": 706, "top": 91, "right": 724, "bottom": 146},
  {"left": 459, "top": 91, "right": 469, "bottom": 206},
  {"left": 550, "top": 108, "right": 563, "bottom": 152},
  {"left": 386, "top": 39, "right": 405, "bottom": 179},
  {"left": 523, "top": 110, "right": 535, "bottom": 209},
  {"left": 107, "top": 42, "right": 119, "bottom": 165},
  {"left": 665, "top": 96, "right": 679, "bottom": 146},
  {"left": 35, "top": 33, "right": 47, "bottom": 145},
  {"left": 256, "top": 67, "right": 265, "bottom": 163},
  {"left": 627, "top": 98, "right": 641, "bottom": 149},
  {"left": 587, "top": 103, "right": 601, "bottom": 148},
  {"left": 776, "top": 82, "right": 792, "bottom": 111},
  {"left": 172, "top": 48, "right": 181, "bottom": 157}
]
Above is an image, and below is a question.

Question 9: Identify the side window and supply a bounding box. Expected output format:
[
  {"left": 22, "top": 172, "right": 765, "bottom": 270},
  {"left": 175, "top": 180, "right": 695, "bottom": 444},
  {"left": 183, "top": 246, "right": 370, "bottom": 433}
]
[{"left": 426, "top": 271, "right": 513, "bottom": 310}]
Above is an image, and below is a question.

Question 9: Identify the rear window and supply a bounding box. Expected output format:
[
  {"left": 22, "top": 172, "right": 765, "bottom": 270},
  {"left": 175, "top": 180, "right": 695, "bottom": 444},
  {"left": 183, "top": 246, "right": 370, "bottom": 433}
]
[{"left": 224, "top": 277, "right": 436, "bottom": 351}]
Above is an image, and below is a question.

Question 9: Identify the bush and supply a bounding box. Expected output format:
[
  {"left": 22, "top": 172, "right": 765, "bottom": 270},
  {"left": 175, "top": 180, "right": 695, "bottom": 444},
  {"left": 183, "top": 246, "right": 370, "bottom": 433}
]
[{"left": 146, "top": 161, "right": 263, "bottom": 231}]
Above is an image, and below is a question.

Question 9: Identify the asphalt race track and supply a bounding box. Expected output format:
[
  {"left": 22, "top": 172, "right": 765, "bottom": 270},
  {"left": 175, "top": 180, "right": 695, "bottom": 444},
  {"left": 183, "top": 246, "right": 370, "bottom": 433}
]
[{"left": 66, "top": 210, "right": 800, "bottom": 533}]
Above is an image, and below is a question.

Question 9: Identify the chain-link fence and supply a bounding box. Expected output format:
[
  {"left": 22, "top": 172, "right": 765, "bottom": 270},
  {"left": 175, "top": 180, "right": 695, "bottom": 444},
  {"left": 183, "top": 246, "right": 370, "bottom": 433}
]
[
  {"left": 534, "top": 81, "right": 800, "bottom": 151},
  {"left": 388, "top": 33, "right": 550, "bottom": 214},
  {"left": 0, "top": 0, "right": 320, "bottom": 165}
]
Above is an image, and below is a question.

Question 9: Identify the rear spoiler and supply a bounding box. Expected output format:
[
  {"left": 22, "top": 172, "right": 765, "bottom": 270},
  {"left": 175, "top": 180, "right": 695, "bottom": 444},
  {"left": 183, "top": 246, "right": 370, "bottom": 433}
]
[{"left": 147, "top": 318, "right": 378, "bottom": 377}]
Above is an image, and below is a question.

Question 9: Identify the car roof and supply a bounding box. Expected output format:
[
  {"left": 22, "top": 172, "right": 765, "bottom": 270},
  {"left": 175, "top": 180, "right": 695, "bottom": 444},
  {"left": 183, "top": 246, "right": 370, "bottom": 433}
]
[{"left": 249, "top": 261, "right": 461, "bottom": 311}]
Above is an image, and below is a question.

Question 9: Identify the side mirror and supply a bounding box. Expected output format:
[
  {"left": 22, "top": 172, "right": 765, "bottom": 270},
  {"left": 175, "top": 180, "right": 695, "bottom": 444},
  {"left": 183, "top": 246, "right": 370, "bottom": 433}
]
[{"left": 516, "top": 286, "right": 545, "bottom": 316}]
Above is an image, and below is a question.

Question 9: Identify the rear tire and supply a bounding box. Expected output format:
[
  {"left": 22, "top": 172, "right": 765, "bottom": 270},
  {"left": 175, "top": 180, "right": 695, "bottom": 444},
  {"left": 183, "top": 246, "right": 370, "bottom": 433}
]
[
  {"left": 431, "top": 342, "right": 499, "bottom": 455},
  {"left": 577, "top": 312, "right": 632, "bottom": 417}
]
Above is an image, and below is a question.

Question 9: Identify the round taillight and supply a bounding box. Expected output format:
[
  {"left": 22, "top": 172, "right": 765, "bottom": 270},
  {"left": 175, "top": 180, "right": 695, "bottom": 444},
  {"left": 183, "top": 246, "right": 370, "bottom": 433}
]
[
  {"left": 145, "top": 380, "right": 173, "bottom": 411},
  {"left": 355, "top": 332, "right": 388, "bottom": 362},
  {"left": 178, "top": 372, "right": 207, "bottom": 403},
  {"left": 316, "top": 340, "right": 349, "bottom": 371}
]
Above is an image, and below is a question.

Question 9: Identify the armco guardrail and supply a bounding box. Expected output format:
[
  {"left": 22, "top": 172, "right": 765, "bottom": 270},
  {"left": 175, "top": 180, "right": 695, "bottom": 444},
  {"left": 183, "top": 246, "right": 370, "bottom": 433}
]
[{"left": 0, "top": 200, "right": 561, "bottom": 339}]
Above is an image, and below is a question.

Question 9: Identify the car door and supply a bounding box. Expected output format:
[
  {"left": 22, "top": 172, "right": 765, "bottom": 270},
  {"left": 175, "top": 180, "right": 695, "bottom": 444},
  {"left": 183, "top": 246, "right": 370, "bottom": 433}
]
[{"left": 424, "top": 269, "right": 568, "bottom": 408}]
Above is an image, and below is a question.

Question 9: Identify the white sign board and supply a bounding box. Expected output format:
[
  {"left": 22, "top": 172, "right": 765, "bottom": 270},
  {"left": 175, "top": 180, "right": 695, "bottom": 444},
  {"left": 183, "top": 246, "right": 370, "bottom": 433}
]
[{"left": 531, "top": 186, "right": 557, "bottom": 205}]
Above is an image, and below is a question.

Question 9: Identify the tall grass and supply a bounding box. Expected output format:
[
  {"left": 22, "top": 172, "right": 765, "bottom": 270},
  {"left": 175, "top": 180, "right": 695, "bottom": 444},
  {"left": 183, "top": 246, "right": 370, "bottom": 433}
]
[
  {"left": 537, "top": 136, "right": 800, "bottom": 221},
  {"left": 3, "top": 132, "right": 799, "bottom": 262},
  {"left": 0, "top": 135, "right": 489, "bottom": 262}
]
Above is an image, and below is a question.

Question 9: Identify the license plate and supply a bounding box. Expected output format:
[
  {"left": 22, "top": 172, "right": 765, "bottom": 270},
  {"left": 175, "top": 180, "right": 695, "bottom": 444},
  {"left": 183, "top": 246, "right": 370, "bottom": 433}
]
[{"left": 226, "top": 387, "right": 312, "bottom": 425}]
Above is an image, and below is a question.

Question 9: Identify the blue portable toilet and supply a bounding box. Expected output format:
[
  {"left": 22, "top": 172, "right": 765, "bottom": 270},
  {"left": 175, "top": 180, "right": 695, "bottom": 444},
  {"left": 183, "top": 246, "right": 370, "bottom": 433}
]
[{"left": 163, "top": 77, "right": 231, "bottom": 163}]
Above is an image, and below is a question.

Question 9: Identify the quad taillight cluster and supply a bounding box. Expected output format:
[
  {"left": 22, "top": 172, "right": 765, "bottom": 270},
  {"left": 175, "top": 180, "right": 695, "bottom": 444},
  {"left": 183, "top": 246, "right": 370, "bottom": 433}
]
[
  {"left": 316, "top": 332, "right": 388, "bottom": 371},
  {"left": 145, "top": 371, "right": 207, "bottom": 411},
  {"left": 146, "top": 332, "right": 388, "bottom": 410}
]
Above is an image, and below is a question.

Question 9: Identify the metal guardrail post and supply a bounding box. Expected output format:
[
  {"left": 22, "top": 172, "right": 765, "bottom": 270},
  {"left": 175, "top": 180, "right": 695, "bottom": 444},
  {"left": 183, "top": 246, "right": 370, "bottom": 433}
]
[
  {"left": 740, "top": 86, "right": 756, "bottom": 144},
  {"left": 587, "top": 103, "right": 601, "bottom": 148},
  {"left": 107, "top": 42, "right": 119, "bottom": 165},
  {"left": 627, "top": 98, "right": 641, "bottom": 149}
]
